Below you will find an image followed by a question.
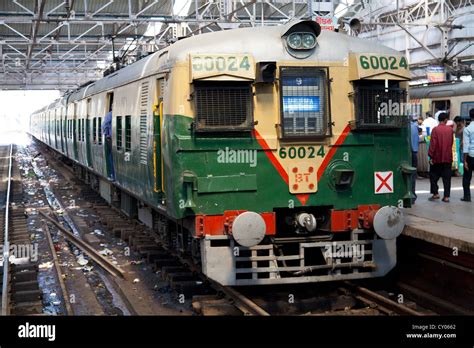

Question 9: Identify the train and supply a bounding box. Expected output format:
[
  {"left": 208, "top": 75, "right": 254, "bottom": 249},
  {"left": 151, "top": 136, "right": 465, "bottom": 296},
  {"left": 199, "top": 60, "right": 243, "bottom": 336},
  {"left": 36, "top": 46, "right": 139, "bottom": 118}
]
[
  {"left": 409, "top": 80, "right": 474, "bottom": 121},
  {"left": 30, "top": 20, "right": 413, "bottom": 286}
]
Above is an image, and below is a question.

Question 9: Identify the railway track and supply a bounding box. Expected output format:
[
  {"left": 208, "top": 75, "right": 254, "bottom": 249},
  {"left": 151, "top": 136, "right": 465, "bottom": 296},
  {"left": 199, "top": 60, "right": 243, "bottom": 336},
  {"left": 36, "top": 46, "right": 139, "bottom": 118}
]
[{"left": 0, "top": 145, "right": 42, "bottom": 315}]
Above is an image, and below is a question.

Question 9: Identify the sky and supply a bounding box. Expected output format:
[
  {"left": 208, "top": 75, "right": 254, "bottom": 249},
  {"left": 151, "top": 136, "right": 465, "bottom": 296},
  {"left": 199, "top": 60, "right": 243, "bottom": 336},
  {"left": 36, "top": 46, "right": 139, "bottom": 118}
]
[{"left": 0, "top": 90, "right": 60, "bottom": 145}]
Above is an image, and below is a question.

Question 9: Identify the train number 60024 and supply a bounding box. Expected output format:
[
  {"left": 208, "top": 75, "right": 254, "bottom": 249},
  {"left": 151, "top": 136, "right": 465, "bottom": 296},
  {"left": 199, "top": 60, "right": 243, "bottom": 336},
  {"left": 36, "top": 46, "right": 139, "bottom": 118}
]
[{"left": 278, "top": 146, "right": 325, "bottom": 159}]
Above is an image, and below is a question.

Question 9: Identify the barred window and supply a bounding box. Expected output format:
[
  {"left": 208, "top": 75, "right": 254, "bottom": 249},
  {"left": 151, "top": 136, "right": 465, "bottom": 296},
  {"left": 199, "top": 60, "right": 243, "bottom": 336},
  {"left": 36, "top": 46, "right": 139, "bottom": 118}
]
[
  {"left": 116, "top": 116, "right": 122, "bottom": 150},
  {"left": 92, "top": 118, "right": 97, "bottom": 143},
  {"left": 353, "top": 80, "right": 407, "bottom": 129},
  {"left": 125, "top": 115, "right": 131, "bottom": 152},
  {"left": 98, "top": 117, "right": 103, "bottom": 145},
  {"left": 194, "top": 81, "right": 253, "bottom": 132},
  {"left": 280, "top": 67, "right": 329, "bottom": 138}
]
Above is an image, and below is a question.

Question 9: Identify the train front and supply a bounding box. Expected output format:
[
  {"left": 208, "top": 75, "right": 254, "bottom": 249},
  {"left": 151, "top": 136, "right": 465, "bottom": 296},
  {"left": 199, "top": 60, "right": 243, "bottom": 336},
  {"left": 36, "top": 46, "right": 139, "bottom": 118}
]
[{"left": 165, "top": 20, "right": 413, "bottom": 285}]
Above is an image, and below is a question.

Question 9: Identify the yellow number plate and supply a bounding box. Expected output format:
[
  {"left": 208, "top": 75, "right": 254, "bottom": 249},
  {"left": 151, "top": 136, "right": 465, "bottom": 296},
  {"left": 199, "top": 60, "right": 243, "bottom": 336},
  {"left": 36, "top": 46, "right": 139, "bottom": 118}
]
[{"left": 190, "top": 54, "right": 255, "bottom": 80}]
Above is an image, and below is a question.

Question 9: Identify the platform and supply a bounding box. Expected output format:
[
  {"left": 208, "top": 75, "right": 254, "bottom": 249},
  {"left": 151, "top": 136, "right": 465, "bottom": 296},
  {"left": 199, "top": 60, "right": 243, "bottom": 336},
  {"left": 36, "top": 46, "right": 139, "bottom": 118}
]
[{"left": 403, "top": 176, "right": 474, "bottom": 254}]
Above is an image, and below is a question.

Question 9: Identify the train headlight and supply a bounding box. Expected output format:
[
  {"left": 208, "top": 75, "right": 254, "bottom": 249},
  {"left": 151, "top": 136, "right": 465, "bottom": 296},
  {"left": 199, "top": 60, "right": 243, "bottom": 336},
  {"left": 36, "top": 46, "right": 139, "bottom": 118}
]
[
  {"left": 302, "top": 34, "right": 316, "bottom": 49},
  {"left": 287, "top": 32, "right": 317, "bottom": 50},
  {"left": 287, "top": 33, "right": 303, "bottom": 50},
  {"left": 373, "top": 206, "right": 405, "bottom": 240}
]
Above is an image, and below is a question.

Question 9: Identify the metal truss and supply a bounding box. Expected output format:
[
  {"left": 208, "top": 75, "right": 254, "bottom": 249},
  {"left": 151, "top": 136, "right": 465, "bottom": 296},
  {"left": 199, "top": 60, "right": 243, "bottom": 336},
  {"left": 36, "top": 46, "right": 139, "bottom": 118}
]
[
  {"left": 0, "top": 0, "right": 310, "bottom": 91},
  {"left": 340, "top": 0, "right": 474, "bottom": 80}
]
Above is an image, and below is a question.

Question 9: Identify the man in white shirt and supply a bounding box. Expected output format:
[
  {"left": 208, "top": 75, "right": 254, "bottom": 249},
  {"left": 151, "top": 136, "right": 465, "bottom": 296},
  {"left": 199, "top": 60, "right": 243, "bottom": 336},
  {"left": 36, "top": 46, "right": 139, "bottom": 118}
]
[{"left": 422, "top": 111, "right": 439, "bottom": 136}]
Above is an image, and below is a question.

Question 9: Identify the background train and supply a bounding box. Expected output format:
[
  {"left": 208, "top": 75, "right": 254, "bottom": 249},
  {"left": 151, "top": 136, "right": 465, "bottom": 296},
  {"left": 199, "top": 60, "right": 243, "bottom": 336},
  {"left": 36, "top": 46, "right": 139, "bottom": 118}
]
[
  {"left": 30, "top": 20, "right": 413, "bottom": 286},
  {"left": 409, "top": 80, "right": 474, "bottom": 121}
]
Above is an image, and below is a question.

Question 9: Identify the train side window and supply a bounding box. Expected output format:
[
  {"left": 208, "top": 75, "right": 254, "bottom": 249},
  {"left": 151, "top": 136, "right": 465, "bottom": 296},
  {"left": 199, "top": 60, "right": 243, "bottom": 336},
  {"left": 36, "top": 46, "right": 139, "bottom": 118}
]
[
  {"left": 116, "top": 116, "right": 123, "bottom": 150},
  {"left": 279, "top": 67, "right": 331, "bottom": 138},
  {"left": 193, "top": 81, "right": 253, "bottom": 132},
  {"left": 432, "top": 100, "right": 450, "bottom": 116},
  {"left": 106, "top": 92, "right": 114, "bottom": 113},
  {"left": 98, "top": 117, "right": 103, "bottom": 145},
  {"left": 125, "top": 115, "right": 131, "bottom": 152},
  {"left": 461, "top": 101, "right": 474, "bottom": 117},
  {"left": 92, "top": 118, "right": 97, "bottom": 143}
]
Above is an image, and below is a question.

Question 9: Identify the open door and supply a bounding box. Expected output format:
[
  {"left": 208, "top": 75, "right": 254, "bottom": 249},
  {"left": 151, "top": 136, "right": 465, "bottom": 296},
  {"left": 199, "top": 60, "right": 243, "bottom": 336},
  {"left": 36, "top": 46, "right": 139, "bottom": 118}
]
[
  {"left": 153, "top": 78, "right": 165, "bottom": 192},
  {"left": 105, "top": 92, "right": 114, "bottom": 179},
  {"left": 86, "top": 98, "right": 93, "bottom": 168}
]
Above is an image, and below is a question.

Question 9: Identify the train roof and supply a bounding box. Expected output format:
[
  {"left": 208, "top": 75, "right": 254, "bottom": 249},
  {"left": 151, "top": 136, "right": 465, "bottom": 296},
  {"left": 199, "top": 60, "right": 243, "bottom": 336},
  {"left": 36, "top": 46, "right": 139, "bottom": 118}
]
[
  {"left": 409, "top": 80, "right": 474, "bottom": 99},
  {"left": 67, "top": 20, "right": 399, "bottom": 102},
  {"left": 35, "top": 20, "right": 401, "bottom": 112}
]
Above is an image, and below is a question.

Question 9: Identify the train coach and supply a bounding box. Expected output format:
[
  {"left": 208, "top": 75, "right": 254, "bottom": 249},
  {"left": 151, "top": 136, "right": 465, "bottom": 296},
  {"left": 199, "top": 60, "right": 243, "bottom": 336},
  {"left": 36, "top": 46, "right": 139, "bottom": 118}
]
[{"left": 30, "top": 20, "right": 414, "bottom": 286}]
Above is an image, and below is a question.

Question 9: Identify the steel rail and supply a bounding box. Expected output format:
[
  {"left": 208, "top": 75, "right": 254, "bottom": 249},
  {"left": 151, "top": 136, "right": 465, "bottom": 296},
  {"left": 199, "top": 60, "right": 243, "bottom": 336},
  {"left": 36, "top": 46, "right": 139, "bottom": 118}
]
[
  {"left": 39, "top": 211, "right": 125, "bottom": 279},
  {"left": 344, "top": 282, "right": 424, "bottom": 316},
  {"left": 1, "top": 144, "right": 13, "bottom": 316}
]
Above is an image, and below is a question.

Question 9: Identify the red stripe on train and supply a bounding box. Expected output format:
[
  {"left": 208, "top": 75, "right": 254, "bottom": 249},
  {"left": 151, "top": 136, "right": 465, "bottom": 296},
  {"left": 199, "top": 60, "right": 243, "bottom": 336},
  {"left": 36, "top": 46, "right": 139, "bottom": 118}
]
[{"left": 254, "top": 124, "right": 351, "bottom": 206}]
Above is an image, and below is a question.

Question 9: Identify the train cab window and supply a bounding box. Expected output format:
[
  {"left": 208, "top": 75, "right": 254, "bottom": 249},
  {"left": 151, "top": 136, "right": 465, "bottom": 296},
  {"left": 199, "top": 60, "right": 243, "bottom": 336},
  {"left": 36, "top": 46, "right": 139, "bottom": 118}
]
[
  {"left": 116, "top": 116, "right": 123, "bottom": 150},
  {"left": 280, "top": 67, "right": 330, "bottom": 138},
  {"left": 125, "top": 115, "right": 131, "bottom": 152},
  {"left": 193, "top": 81, "right": 253, "bottom": 132}
]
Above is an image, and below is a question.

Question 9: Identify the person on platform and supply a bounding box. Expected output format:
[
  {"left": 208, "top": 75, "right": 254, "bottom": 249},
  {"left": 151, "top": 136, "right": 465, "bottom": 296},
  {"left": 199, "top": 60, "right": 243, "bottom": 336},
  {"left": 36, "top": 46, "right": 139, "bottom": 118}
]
[
  {"left": 461, "top": 109, "right": 474, "bottom": 202},
  {"left": 422, "top": 111, "right": 438, "bottom": 136},
  {"left": 410, "top": 114, "right": 420, "bottom": 204},
  {"left": 428, "top": 112, "right": 453, "bottom": 203}
]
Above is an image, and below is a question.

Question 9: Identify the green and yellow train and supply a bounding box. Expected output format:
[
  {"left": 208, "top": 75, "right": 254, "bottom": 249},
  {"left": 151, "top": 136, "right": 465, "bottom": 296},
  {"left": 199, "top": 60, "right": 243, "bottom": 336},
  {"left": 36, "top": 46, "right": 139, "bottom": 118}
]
[{"left": 30, "top": 20, "right": 413, "bottom": 285}]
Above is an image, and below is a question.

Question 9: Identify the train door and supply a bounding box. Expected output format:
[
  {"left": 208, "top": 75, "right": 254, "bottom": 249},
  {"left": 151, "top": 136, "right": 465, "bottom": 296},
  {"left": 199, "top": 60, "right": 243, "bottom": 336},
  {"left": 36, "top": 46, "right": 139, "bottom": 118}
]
[
  {"left": 73, "top": 103, "right": 79, "bottom": 160},
  {"left": 47, "top": 111, "right": 51, "bottom": 145},
  {"left": 105, "top": 92, "right": 114, "bottom": 179},
  {"left": 63, "top": 108, "right": 67, "bottom": 154},
  {"left": 153, "top": 78, "right": 165, "bottom": 192},
  {"left": 86, "top": 98, "right": 93, "bottom": 168},
  {"left": 60, "top": 108, "right": 65, "bottom": 153}
]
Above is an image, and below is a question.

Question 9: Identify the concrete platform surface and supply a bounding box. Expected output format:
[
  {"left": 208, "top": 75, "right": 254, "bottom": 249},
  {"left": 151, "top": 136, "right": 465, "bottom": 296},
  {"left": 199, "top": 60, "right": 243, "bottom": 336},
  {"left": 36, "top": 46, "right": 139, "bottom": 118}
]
[{"left": 403, "top": 176, "right": 474, "bottom": 254}]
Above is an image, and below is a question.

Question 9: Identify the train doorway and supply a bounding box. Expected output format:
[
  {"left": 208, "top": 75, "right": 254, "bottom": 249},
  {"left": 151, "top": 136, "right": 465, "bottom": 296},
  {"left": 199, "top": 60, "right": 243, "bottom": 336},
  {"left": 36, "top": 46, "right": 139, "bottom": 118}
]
[
  {"left": 105, "top": 92, "right": 115, "bottom": 180},
  {"left": 153, "top": 78, "right": 165, "bottom": 192},
  {"left": 86, "top": 98, "right": 93, "bottom": 168}
]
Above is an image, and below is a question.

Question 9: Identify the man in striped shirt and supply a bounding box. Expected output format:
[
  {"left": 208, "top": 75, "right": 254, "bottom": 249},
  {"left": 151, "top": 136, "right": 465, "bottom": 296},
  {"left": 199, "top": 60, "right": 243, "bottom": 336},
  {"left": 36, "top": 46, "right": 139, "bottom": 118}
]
[{"left": 462, "top": 109, "right": 474, "bottom": 202}]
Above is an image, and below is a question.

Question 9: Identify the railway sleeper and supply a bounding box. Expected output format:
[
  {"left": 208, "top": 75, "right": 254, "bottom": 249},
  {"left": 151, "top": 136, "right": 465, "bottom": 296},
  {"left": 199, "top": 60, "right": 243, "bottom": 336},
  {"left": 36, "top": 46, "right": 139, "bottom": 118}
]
[
  {"left": 11, "top": 289, "right": 42, "bottom": 303},
  {"left": 12, "top": 270, "right": 37, "bottom": 283},
  {"left": 11, "top": 280, "right": 40, "bottom": 292},
  {"left": 160, "top": 266, "right": 190, "bottom": 279},
  {"left": 12, "top": 301, "right": 44, "bottom": 315},
  {"left": 172, "top": 280, "right": 208, "bottom": 298}
]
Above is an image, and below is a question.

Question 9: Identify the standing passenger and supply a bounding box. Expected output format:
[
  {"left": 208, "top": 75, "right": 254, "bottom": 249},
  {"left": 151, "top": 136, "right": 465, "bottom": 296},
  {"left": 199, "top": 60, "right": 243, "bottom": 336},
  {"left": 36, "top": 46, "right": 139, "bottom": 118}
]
[
  {"left": 422, "top": 111, "right": 438, "bottom": 136},
  {"left": 428, "top": 113, "right": 453, "bottom": 203},
  {"left": 102, "top": 110, "right": 115, "bottom": 181},
  {"left": 461, "top": 109, "right": 474, "bottom": 202}
]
